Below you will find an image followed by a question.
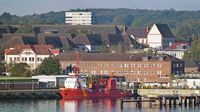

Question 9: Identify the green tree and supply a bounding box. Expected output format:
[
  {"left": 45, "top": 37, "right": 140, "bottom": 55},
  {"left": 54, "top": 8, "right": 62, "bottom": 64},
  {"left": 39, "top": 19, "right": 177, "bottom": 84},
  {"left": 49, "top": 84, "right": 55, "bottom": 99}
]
[
  {"left": 98, "top": 41, "right": 111, "bottom": 53},
  {"left": 16, "top": 24, "right": 33, "bottom": 33},
  {"left": 183, "top": 39, "right": 200, "bottom": 60},
  {"left": 0, "top": 62, "right": 5, "bottom": 75},
  {"left": 10, "top": 63, "right": 31, "bottom": 77},
  {"left": 37, "top": 57, "right": 60, "bottom": 75}
]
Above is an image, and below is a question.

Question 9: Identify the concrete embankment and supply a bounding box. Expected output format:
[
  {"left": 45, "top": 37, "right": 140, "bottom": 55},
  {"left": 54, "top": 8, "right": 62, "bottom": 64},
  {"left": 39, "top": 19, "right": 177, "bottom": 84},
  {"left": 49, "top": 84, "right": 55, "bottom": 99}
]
[
  {"left": 138, "top": 89, "right": 200, "bottom": 97},
  {"left": 0, "top": 89, "right": 61, "bottom": 99}
]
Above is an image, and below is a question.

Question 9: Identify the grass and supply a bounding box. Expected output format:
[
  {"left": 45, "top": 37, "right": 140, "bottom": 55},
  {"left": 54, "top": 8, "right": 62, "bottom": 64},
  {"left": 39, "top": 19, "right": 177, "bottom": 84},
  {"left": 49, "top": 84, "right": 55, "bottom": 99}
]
[{"left": 0, "top": 76, "right": 37, "bottom": 81}]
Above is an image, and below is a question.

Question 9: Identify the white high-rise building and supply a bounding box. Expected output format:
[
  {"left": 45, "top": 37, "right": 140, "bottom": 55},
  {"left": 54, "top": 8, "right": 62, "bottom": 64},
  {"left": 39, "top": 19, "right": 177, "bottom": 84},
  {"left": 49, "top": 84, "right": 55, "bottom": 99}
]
[{"left": 65, "top": 12, "right": 93, "bottom": 25}]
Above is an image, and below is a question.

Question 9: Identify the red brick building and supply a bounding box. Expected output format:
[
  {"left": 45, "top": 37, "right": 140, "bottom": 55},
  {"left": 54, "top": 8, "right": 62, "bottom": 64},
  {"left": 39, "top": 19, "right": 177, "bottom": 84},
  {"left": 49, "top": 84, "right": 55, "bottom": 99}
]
[{"left": 54, "top": 52, "right": 184, "bottom": 84}]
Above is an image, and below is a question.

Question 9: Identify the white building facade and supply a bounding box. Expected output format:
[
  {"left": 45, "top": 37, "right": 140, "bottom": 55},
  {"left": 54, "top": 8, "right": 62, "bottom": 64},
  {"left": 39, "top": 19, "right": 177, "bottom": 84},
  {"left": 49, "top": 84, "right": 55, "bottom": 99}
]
[
  {"left": 65, "top": 12, "right": 92, "bottom": 25},
  {"left": 147, "top": 24, "right": 174, "bottom": 50},
  {"left": 4, "top": 45, "right": 59, "bottom": 69},
  {"left": 157, "top": 49, "right": 186, "bottom": 59}
]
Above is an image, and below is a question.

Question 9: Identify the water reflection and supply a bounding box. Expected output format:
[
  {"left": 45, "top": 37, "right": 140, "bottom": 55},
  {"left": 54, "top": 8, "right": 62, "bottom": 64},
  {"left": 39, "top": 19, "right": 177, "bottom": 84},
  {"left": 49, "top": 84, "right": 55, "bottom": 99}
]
[
  {"left": 59, "top": 98, "right": 118, "bottom": 112},
  {"left": 0, "top": 99, "right": 198, "bottom": 112}
]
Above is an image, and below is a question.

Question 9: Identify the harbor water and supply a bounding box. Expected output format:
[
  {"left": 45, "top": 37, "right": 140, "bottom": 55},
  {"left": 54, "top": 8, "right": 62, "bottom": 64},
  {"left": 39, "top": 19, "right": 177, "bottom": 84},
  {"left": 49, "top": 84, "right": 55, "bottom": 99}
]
[{"left": 0, "top": 98, "right": 199, "bottom": 112}]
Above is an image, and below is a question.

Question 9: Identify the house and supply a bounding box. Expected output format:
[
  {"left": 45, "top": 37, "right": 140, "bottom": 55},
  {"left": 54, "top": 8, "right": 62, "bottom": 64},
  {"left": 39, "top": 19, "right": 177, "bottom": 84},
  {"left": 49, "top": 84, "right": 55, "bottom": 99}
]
[
  {"left": 54, "top": 52, "right": 184, "bottom": 85},
  {"left": 72, "top": 34, "right": 134, "bottom": 52},
  {"left": 157, "top": 42, "right": 190, "bottom": 59},
  {"left": 4, "top": 45, "right": 60, "bottom": 69},
  {"left": 157, "top": 49, "right": 186, "bottom": 59},
  {"left": 125, "top": 27, "right": 148, "bottom": 45},
  {"left": 184, "top": 60, "right": 200, "bottom": 73},
  {"left": 167, "top": 42, "right": 190, "bottom": 50},
  {"left": 147, "top": 24, "right": 175, "bottom": 50},
  {"left": 73, "top": 34, "right": 102, "bottom": 51}
]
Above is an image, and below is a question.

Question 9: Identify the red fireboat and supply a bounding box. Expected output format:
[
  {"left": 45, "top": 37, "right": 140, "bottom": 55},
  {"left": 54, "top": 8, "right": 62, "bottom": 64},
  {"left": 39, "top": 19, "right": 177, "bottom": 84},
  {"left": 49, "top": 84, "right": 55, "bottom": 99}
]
[{"left": 59, "top": 73, "right": 132, "bottom": 99}]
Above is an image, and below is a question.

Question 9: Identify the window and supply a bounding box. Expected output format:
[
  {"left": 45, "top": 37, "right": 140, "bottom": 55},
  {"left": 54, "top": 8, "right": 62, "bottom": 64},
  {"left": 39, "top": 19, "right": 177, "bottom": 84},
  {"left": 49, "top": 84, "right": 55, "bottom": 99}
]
[
  {"left": 144, "top": 64, "right": 148, "bottom": 68},
  {"left": 91, "top": 70, "right": 96, "bottom": 74},
  {"left": 98, "top": 70, "right": 103, "bottom": 74},
  {"left": 10, "top": 57, "right": 12, "bottom": 62},
  {"left": 157, "top": 64, "right": 162, "bottom": 68},
  {"left": 37, "top": 58, "right": 43, "bottom": 62},
  {"left": 138, "top": 64, "right": 142, "bottom": 68},
  {"left": 131, "top": 70, "right": 135, "bottom": 75},
  {"left": 22, "top": 57, "right": 27, "bottom": 61},
  {"left": 104, "top": 70, "right": 109, "bottom": 74},
  {"left": 98, "top": 64, "right": 102, "bottom": 67},
  {"left": 138, "top": 71, "right": 142, "bottom": 75},
  {"left": 29, "top": 57, "right": 34, "bottom": 62},
  {"left": 104, "top": 64, "right": 109, "bottom": 67},
  {"left": 157, "top": 71, "right": 162, "bottom": 75},
  {"left": 124, "top": 64, "right": 129, "bottom": 67},
  {"left": 131, "top": 64, "right": 135, "bottom": 68},
  {"left": 144, "top": 71, "right": 148, "bottom": 75}
]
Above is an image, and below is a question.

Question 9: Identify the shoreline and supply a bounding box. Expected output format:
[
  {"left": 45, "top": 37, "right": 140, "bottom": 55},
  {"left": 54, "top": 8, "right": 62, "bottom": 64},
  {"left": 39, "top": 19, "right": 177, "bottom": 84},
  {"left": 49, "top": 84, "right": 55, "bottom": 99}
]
[{"left": 0, "top": 89, "right": 62, "bottom": 100}]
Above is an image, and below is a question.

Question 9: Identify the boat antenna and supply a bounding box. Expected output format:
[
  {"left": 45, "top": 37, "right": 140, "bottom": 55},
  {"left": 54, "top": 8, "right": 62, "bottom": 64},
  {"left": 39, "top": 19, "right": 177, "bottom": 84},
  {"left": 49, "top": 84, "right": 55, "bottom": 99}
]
[
  {"left": 110, "top": 72, "right": 114, "bottom": 79},
  {"left": 75, "top": 51, "right": 80, "bottom": 76}
]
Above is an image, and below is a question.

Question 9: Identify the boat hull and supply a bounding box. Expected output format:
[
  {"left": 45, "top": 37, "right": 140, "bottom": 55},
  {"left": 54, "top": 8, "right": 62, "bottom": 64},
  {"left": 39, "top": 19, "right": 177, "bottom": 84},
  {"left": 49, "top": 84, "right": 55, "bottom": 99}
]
[{"left": 60, "top": 88, "right": 132, "bottom": 99}]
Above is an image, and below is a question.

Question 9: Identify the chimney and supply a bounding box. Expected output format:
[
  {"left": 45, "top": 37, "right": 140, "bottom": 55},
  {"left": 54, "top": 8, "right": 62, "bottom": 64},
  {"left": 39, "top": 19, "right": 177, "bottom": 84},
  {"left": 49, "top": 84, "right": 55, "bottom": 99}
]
[
  {"left": 123, "top": 26, "right": 127, "bottom": 34},
  {"left": 169, "top": 42, "right": 172, "bottom": 47},
  {"left": 146, "top": 26, "right": 150, "bottom": 33}
]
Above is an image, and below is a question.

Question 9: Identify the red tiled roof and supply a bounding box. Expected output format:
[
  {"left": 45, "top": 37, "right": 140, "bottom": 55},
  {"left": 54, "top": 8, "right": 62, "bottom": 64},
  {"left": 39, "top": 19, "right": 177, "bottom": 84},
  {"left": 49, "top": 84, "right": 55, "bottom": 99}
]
[
  {"left": 49, "top": 49, "right": 60, "bottom": 55},
  {"left": 4, "top": 44, "right": 54, "bottom": 55},
  {"left": 167, "top": 42, "right": 189, "bottom": 49}
]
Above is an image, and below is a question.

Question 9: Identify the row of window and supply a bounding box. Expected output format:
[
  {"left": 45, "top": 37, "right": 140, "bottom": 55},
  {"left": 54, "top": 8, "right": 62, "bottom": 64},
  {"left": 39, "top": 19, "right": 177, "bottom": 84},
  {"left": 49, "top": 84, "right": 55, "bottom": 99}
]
[
  {"left": 9, "top": 57, "right": 44, "bottom": 62},
  {"left": 23, "top": 51, "right": 34, "bottom": 55},
  {"left": 78, "top": 63, "right": 163, "bottom": 68},
  {"left": 173, "top": 63, "right": 183, "bottom": 68},
  {"left": 131, "top": 70, "right": 162, "bottom": 75},
  {"left": 80, "top": 70, "right": 164, "bottom": 75},
  {"left": 173, "top": 71, "right": 183, "bottom": 75}
]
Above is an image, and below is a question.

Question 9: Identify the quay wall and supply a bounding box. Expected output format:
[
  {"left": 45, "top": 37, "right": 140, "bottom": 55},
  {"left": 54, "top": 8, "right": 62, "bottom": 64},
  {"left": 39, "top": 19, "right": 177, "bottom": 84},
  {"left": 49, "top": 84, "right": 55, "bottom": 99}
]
[
  {"left": 0, "top": 89, "right": 61, "bottom": 99},
  {"left": 138, "top": 89, "right": 200, "bottom": 97}
]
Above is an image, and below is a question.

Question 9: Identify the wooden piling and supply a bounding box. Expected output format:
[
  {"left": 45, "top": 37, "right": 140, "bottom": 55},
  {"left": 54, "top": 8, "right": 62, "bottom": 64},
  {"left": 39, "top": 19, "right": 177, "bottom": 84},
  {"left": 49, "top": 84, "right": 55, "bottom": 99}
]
[
  {"left": 178, "top": 96, "right": 182, "bottom": 106},
  {"left": 138, "top": 97, "right": 142, "bottom": 108},
  {"left": 121, "top": 98, "right": 123, "bottom": 109},
  {"left": 169, "top": 98, "right": 172, "bottom": 107},
  {"left": 173, "top": 98, "right": 176, "bottom": 107},
  {"left": 159, "top": 98, "right": 163, "bottom": 108},
  {"left": 164, "top": 97, "right": 167, "bottom": 107},
  {"left": 184, "top": 98, "right": 187, "bottom": 107}
]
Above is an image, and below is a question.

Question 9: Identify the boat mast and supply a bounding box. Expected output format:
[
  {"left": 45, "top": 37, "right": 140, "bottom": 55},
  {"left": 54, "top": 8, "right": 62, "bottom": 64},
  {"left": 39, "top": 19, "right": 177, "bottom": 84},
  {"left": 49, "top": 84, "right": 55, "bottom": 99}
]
[{"left": 75, "top": 51, "right": 80, "bottom": 76}]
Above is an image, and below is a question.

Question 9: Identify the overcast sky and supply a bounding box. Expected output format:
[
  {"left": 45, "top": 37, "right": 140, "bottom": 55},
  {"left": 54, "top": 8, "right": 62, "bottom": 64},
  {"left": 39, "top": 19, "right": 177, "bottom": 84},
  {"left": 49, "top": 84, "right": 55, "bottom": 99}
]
[{"left": 1, "top": 0, "right": 200, "bottom": 16}]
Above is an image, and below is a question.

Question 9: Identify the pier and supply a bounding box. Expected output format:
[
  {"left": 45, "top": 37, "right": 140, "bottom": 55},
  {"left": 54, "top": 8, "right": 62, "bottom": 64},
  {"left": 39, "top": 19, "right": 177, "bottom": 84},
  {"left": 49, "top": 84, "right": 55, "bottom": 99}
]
[
  {"left": 121, "top": 95, "right": 200, "bottom": 109},
  {"left": 120, "top": 97, "right": 156, "bottom": 109}
]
